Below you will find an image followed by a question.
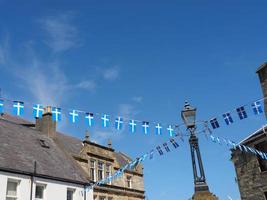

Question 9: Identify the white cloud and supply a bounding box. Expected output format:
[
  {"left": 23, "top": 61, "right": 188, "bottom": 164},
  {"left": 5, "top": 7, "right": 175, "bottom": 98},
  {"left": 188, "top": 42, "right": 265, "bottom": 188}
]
[
  {"left": 132, "top": 96, "right": 143, "bottom": 103},
  {"left": 40, "top": 13, "right": 79, "bottom": 52},
  {"left": 75, "top": 80, "right": 96, "bottom": 91},
  {"left": 103, "top": 66, "right": 120, "bottom": 81},
  {"left": 17, "top": 61, "right": 69, "bottom": 106}
]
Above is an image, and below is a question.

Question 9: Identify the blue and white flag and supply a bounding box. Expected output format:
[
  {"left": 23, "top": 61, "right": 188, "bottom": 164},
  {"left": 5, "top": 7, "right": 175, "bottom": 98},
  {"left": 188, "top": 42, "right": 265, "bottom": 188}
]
[
  {"left": 155, "top": 123, "right": 162, "bottom": 135},
  {"left": 101, "top": 114, "right": 110, "bottom": 127},
  {"left": 85, "top": 113, "right": 94, "bottom": 127},
  {"left": 241, "top": 145, "right": 248, "bottom": 152},
  {"left": 69, "top": 110, "right": 79, "bottom": 123},
  {"left": 33, "top": 104, "right": 44, "bottom": 118},
  {"left": 210, "top": 135, "right": 216, "bottom": 143},
  {"left": 163, "top": 143, "right": 170, "bottom": 152},
  {"left": 167, "top": 125, "right": 174, "bottom": 137},
  {"left": 210, "top": 118, "right": 220, "bottom": 129},
  {"left": 129, "top": 120, "right": 137, "bottom": 133},
  {"left": 223, "top": 112, "right": 233, "bottom": 125},
  {"left": 13, "top": 101, "right": 24, "bottom": 116},
  {"left": 142, "top": 121, "right": 149, "bottom": 134},
  {"left": 115, "top": 117, "right": 123, "bottom": 130},
  {"left": 236, "top": 106, "right": 247, "bottom": 120},
  {"left": 0, "top": 99, "right": 3, "bottom": 114},
  {"left": 252, "top": 101, "right": 263, "bottom": 115},
  {"left": 149, "top": 150, "right": 154, "bottom": 160},
  {"left": 156, "top": 146, "right": 163, "bottom": 155},
  {"left": 52, "top": 107, "right": 61, "bottom": 122},
  {"left": 170, "top": 138, "right": 179, "bottom": 148}
]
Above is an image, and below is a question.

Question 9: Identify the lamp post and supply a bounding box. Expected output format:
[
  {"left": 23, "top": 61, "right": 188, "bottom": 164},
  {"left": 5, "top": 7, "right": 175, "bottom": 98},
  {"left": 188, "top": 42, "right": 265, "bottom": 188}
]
[{"left": 181, "top": 102, "right": 210, "bottom": 193}]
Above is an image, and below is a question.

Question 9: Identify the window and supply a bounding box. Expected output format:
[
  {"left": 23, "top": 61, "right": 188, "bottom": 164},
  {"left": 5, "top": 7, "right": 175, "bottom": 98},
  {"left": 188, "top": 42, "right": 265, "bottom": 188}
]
[
  {"left": 99, "top": 197, "right": 105, "bottom": 200},
  {"left": 6, "top": 179, "right": 19, "bottom": 200},
  {"left": 67, "top": 189, "right": 75, "bottom": 200},
  {"left": 126, "top": 176, "right": 132, "bottom": 188},
  {"left": 108, "top": 197, "right": 113, "bottom": 200},
  {"left": 35, "top": 184, "right": 45, "bottom": 199},
  {"left": 98, "top": 161, "right": 104, "bottom": 181},
  {"left": 106, "top": 164, "right": 112, "bottom": 184},
  {"left": 90, "top": 160, "right": 96, "bottom": 181},
  {"left": 255, "top": 141, "right": 267, "bottom": 172}
]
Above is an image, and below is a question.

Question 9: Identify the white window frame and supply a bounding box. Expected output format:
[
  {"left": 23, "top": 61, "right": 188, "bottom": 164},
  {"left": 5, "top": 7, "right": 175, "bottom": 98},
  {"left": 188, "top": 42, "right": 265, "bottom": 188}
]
[
  {"left": 90, "top": 159, "right": 96, "bottom": 182},
  {"left": 6, "top": 178, "right": 20, "bottom": 200},
  {"left": 35, "top": 183, "right": 46, "bottom": 200},
  {"left": 67, "top": 188, "right": 76, "bottom": 200}
]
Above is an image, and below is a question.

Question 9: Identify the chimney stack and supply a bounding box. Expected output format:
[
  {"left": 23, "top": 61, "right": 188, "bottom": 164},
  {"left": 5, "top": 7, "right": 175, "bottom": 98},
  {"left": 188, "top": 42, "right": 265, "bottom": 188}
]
[{"left": 35, "top": 106, "right": 56, "bottom": 138}]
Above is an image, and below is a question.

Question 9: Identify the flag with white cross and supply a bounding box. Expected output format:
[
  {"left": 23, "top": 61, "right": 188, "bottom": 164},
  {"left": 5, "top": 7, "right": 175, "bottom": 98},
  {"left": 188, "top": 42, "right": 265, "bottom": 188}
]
[
  {"left": 0, "top": 99, "right": 3, "bottom": 114},
  {"left": 85, "top": 113, "right": 94, "bottom": 127},
  {"left": 101, "top": 114, "right": 109, "bottom": 127},
  {"left": 129, "top": 120, "right": 137, "bottom": 133},
  {"left": 155, "top": 123, "right": 162, "bottom": 135},
  {"left": 52, "top": 107, "right": 61, "bottom": 122},
  {"left": 69, "top": 110, "right": 79, "bottom": 123},
  {"left": 142, "top": 121, "right": 149, "bottom": 135},
  {"left": 13, "top": 101, "right": 24, "bottom": 116},
  {"left": 115, "top": 117, "right": 123, "bottom": 130},
  {"left": 251, "top": 101, "right": 263, "bottom": 115},
  {"left": 33, "top": 104, "right": 44, "bottom": 118}
]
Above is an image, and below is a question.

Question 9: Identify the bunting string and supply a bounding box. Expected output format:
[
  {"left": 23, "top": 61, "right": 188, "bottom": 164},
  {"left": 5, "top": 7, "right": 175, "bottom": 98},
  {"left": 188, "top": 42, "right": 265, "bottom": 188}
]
[
  {"left": 208, "top": 97, "right": 265, "bottom": 130},
  {"left": 0, "top": 95, "right": 265, "bottom": 136},
  {"left": 87, "top": 133, "right": 183, "bottom": 190},
  {"left": 204, "top": 133, "right": 267, "bottom": 160}
]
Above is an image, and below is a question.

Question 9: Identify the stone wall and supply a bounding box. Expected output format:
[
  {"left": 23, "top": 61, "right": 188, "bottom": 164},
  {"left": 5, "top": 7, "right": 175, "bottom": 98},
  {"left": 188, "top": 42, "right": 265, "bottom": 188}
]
[
  {"left": 232, "top": 150, "right": 267, "bottom": 200},
  {"left": 75, "top": 141, "right": 145, "bottom": 200}
]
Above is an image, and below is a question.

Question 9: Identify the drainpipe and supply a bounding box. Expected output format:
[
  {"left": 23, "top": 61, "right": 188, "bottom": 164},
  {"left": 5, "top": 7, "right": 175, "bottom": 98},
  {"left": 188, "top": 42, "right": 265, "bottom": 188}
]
[
  {"left": 30, "top": 161, "right": 37, "bottom": 200},
  {"left": 84, "top": 185, "right": 87, "bottom": 200}
]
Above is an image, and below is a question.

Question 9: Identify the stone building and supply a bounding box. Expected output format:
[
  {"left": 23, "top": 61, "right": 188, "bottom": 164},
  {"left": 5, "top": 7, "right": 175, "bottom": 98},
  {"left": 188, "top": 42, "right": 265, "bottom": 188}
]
[
  {"left": 0, "top": 107, "right": 145, "bottom": 200},
  {"left": 231, "top": 126, "right": 267, "bottom": 200},
  {"left": 231, "top": 62, "right": 267, "bottom": 200}
]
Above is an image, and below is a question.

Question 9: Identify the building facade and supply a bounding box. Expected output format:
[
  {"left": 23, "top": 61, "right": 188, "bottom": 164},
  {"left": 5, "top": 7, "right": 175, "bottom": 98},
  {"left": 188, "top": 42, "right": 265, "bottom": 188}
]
[
  {"left": 0, "top": 107, "right": 145, "bottom": 200},
  {"left": 231, "top": 126, "right": 267, "bottom": 200},
  {"left": 231, "top": 62, "right": 267, "bottom": 200}
]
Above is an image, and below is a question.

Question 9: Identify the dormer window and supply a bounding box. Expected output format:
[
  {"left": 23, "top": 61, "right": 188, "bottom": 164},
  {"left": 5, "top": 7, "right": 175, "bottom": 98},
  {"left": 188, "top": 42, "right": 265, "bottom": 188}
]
[{"left": 39, "top": 139, "right": 49, "bottom": 149}]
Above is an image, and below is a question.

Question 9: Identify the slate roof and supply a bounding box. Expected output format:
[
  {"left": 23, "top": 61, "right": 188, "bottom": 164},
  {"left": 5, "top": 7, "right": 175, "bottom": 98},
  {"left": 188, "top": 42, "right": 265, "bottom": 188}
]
[
  {"left": 0, "top": 113, "right": 138, "bottom": 183},
  {"left": 0, "top": 114, "right": 89, "bottom": 184},
  {"left": 239, "top": 124, "right": 267, "bottom": 145}
]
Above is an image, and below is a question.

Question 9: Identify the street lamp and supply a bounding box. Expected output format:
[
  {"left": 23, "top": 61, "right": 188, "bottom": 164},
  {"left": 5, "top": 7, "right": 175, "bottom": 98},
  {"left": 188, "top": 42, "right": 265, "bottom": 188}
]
[{"left": 181, "top": 102, "right": 210, "bottom": 193}]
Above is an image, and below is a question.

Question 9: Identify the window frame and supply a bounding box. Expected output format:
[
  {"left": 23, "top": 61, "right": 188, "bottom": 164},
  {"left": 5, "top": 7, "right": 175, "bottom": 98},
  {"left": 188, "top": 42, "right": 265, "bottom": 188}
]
[
  {"left": 66, "top": 188, "right": 75, "bottom": 200},
  {"left": 98, "top": 161, "right": 104, "bottom": 181},
  {"left": 106, "top": 163, "right": 112, "bottom": 185},
  {"left": 126, "top": 175, "right": 132, "bottom": 188},
  {"left": 90, "top": 159, "right": 96, "bottom": 182},
  {"left": 35, "top": 183, "right": 46, "bottom": 200},
  {"left": 6, "top": 179, "right": 20, "bottom": 200}
]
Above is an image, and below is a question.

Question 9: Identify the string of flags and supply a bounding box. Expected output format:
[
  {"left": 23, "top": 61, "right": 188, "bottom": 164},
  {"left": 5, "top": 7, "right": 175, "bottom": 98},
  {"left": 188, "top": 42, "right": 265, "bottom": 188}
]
[
  {"left": 209, "top": 98, "right": 264, "bottom": 130},
  {"left": 205, "top": 133, "right": 267, "bottom": 160},
  {"left": 0, "top": 97, "right": 176, "bottom": 136},
  {"left": 0, "top": 96, "right": 265, "bottom": 136},
  {"left": 87, "top": 133, "right": 182, "bottom": 190},
  {"left": 88, "top": 125, "right": 267, "bottom": 190}
]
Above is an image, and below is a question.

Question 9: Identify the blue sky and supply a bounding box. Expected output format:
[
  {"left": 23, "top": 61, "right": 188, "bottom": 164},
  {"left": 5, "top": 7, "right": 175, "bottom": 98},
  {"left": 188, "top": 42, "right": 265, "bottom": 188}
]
[{"left": 0, "top": 0, "right": 267, "bottom": 199}]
